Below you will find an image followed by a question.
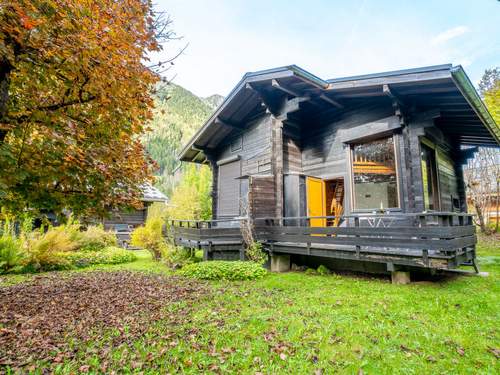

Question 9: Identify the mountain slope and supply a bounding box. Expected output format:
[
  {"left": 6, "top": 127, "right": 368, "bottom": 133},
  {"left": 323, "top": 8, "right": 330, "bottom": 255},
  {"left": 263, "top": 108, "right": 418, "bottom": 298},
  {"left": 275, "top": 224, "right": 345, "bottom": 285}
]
[
  {"left": 142, "top": 83, "right": 219, "bottom": 196},
  {"left": 203, "top": 94, "right": 224, "bottom": 109}
]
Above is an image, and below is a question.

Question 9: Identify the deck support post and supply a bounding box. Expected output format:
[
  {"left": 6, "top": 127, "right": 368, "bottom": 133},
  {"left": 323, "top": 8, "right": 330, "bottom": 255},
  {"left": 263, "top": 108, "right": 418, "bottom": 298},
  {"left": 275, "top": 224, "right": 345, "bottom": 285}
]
[
  {"left": 391, "top": 271, "right": 411, "bottom": 285},
  {"left": 270, "top": 254, "right": 290, "bottom": 272}
]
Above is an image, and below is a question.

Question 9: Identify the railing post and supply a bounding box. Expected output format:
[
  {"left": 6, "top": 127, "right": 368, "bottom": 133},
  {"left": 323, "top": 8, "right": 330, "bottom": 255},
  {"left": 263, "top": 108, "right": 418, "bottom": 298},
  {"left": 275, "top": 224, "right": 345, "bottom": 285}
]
[
  {"left": 422, "top": 249, "right": 429, "bottom": 267},
  {"left": 354, "top": 217, "right": 360, "bottom": 259}
]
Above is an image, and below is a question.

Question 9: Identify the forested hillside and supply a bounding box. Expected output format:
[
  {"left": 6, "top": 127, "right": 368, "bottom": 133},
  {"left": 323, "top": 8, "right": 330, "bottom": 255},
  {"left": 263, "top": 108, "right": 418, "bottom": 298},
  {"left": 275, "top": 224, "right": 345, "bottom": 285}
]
[{"left": 142, "top": 83, "right": 222, "bottom": 197}]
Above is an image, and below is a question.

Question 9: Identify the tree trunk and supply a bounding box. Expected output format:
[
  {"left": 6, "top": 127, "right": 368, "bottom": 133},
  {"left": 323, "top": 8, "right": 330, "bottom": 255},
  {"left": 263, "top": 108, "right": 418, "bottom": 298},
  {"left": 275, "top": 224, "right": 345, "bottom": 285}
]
[
  {"left": 475, "top": 202, "right": 488, "bottom": 233},
  {"left": 0, "top": 59, "right": 13, "bottom": 143},
  {"left": 496, "top": 179, "right": 499, "bottom": 233}
]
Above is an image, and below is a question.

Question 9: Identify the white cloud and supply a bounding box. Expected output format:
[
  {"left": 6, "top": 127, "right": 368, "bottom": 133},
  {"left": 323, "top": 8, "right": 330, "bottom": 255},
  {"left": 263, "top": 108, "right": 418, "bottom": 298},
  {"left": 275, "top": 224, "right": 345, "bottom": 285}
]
[{"left": 431, "top": 26, "right": 470, "bottom": 45}]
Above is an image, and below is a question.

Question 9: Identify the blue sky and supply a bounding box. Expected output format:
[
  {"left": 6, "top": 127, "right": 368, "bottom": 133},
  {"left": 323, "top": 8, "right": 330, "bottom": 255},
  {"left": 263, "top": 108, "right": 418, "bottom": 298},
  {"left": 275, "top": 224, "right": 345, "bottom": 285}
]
[{"left": 153, "top": 0, "right": 500, "bottom": 97}]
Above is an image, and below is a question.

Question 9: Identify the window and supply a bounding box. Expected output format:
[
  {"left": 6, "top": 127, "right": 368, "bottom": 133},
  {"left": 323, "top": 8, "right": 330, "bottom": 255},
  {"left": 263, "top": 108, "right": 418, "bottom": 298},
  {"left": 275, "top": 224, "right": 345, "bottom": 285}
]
[
  {"left": 351, "top": 136, "right": 399, "bottom": 210},
  {"left": 230, "top": 137, "right": 242, "bottom": 152},
  {"left": 420, "top": 143, "right": 440, "bottom": 211}
]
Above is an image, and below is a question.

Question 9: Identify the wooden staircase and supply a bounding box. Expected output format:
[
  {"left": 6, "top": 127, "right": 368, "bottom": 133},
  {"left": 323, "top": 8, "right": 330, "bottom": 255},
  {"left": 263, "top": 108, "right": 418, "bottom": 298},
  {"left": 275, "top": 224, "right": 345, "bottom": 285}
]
[{"left": 329, "top": 180, "right": 344, "bottom": 227}]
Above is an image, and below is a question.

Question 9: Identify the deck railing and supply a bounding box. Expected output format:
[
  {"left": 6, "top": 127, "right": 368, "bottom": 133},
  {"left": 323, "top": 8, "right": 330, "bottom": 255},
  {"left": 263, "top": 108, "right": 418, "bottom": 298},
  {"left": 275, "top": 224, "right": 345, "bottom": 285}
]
[{"left": 169, "top": 212, "right": 476, "bottom": 270}]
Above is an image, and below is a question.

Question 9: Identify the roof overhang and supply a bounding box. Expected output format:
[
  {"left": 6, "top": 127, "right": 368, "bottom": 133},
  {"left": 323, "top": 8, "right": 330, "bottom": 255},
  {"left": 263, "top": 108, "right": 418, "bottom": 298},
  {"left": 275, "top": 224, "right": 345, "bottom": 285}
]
[{"left": 179, "top": 64, "right": 499, "bottom": 163}]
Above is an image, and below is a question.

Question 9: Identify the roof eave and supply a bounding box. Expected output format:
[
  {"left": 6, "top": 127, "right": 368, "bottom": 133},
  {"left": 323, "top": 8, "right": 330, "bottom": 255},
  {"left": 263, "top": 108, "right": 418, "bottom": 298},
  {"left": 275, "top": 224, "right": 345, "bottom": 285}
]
[
  {"left": 450, "top": 65, "right": 500, "bottom": 145},
  {"left": 178, "top": 66, "right": 329, "bottom": 162}
]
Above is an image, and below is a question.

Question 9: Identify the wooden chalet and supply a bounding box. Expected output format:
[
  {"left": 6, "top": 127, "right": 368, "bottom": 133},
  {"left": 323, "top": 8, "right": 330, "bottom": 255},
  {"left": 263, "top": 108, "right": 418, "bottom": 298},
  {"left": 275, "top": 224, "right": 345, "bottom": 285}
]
[{"left": 171, "top": 64, "right": 499, "bottom": 280}]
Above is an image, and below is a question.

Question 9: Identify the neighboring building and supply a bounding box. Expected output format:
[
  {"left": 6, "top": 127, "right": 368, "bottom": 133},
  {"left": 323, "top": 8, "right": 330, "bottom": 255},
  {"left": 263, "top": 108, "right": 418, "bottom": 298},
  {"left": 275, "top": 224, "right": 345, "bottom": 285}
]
[
  {"left": 102, "top": 184, "right": 168, "bottom": 246},
  {"left": 171, "top": 64, "right": 499, "bottom": 278}
]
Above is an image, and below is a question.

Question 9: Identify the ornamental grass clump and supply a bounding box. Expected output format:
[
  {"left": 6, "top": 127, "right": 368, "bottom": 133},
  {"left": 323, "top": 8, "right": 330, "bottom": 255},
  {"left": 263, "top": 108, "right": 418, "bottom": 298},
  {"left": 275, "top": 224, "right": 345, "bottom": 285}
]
[
  {"left": 22, "top": 225, "right": 77, "bottom": 271},
  {"left": 0, "top": 235, "right": 23, "bottom": 274},
  {"left": 0, "top": 217, "right": 136, "bottom": 273},
  {"left": 179, "top": 261, "right": 267, "bottom": 281}
]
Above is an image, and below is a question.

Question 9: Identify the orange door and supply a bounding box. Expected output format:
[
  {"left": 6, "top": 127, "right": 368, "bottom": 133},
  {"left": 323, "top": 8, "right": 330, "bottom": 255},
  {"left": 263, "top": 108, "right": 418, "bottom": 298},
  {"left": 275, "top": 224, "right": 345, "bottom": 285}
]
[{"left": 306, "top": 177, "right": 326, "bottom": 227}]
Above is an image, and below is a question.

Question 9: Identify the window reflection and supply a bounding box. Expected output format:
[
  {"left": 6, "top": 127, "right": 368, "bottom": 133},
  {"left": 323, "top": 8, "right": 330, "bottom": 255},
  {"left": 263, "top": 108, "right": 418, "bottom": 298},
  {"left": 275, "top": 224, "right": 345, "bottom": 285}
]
[
  {"left": 421, "top": 143, "right": 439, "bottom": 210},
  {"left": 352, "top": 137, "right": 399, "bottom": 210}
]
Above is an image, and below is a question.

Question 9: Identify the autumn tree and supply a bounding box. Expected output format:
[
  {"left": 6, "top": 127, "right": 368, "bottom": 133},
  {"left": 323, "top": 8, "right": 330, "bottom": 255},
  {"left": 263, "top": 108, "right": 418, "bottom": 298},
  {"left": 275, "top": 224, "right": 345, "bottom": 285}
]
[
  {"left": 464, "top": 148, "right": 499, "bottom": 233},
  {"left": 166, "top": 164, "right": 212, "bottom": 220},
  {"left": 0, "top": 0, "right": 174, "bottom": 217}
]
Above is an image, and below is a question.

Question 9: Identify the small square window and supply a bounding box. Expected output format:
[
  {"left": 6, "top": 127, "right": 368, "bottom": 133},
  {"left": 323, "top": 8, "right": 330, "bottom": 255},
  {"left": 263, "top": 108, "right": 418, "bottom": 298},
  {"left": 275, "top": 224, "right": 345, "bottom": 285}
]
[{"left": 231, "top": 137, "right": 242, "bottom": 152}]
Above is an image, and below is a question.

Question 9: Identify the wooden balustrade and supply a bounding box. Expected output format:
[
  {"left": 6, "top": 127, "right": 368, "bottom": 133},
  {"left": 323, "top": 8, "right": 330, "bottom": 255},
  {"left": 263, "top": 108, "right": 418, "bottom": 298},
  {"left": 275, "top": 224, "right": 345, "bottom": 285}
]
[{"left": 168, "top": 213, "right": 476, "bottom": 270}]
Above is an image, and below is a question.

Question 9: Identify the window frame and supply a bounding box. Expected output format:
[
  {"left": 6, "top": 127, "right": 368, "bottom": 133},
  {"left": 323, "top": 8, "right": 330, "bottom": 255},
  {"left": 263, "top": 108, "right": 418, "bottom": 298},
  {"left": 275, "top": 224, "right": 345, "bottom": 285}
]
[
  {"left": 348, "top": 134, "right": 401, "bottom": 212},
  {"left": 419, "top": 138, "right": 441, "bottom": 212}
]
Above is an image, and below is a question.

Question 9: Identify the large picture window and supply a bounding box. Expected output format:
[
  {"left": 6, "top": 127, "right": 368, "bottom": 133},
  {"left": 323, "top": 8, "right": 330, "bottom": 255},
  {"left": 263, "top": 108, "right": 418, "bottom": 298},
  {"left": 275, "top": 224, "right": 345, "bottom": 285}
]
[{"left": 351, "top": 136, "right": 399, "bottom": 210}]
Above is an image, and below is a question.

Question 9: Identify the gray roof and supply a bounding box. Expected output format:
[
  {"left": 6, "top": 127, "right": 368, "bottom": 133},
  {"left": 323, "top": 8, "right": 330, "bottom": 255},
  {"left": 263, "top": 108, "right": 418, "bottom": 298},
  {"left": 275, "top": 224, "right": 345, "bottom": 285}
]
[
  {"left": 141, "top": 184, "right": 168, "bottom": 203},
  {"left": 179, "top": 64, "right": 499, "bottom": 163}
]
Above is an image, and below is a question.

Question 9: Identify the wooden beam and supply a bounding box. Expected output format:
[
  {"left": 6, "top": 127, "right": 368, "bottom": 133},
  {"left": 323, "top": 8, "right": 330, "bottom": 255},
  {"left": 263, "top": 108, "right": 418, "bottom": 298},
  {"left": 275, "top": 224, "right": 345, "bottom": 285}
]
[
  {"left": 383, "top": 84, "right": 409, "bottom": 124},
  {"left": 246, "top": 82, "right": 284, "bottom": 116},
  {"left": 319, "top": 94, "right": 344, "bottom": 108},
  {"left": 271, "top": 79, "right": 301, "bottom": 97},
  {"left": 383, "top": 84, "right": 404, "bottom": 106},
  {"left": 191, "top": 149, "right": 204, "bottom": 162},
  {"left": 214, "top": 117, "right": 243, "bottom": 129}
]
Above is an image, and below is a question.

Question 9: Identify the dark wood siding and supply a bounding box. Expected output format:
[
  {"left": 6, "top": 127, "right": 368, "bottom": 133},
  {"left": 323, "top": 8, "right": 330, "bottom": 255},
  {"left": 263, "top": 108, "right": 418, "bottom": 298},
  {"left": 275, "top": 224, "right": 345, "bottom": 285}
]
[
  {"left": 214, "top": 115, "right": 273, "bottom": 218},
  {"left": 301, "top": 106, "right": 395, "bottom": 179},
  {"left": 103, "top": 208, "right": 147, "bottom": 229},
  {"left": 283, "top": 135, "right": 302, "bottom": 173},
  {"left": 301, "top": 105, "right": 396, "bottom": 214},
  {"left": 216, "top": 115, "right": 272, "bottom": 176}
]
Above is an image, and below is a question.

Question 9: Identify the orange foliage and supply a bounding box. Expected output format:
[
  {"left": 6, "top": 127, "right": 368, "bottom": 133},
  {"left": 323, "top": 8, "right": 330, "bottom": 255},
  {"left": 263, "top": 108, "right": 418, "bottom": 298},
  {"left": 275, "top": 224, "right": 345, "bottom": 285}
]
[{"left": 0, "top": 0, "right": 162, "bottom": 216}]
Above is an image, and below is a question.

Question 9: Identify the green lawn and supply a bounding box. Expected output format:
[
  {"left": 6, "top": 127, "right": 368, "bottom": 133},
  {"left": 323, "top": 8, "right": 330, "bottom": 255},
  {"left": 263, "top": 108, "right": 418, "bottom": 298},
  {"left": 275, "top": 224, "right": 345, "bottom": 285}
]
[{"left": 1, "top": 240, "right": 499, "bottom": 374}]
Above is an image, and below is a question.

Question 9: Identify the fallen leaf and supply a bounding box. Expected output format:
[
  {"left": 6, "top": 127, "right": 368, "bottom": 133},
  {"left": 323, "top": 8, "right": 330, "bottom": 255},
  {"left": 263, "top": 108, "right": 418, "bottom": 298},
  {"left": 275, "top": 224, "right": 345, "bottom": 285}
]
[
  {"left": 487, "top": 347, "right": 500, "bottom": 359},
  {"left": 79, "top": 365, "right": 90, "bottom": 373}
]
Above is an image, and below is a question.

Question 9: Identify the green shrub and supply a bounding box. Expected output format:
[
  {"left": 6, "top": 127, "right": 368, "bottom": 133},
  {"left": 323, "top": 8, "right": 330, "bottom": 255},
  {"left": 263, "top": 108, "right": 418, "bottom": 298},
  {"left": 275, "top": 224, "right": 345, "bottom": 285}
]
[
  {"left": 305, "top": 268, "right": 317, "bottom": 275},
  {"left": 60, "top": 246, "right": 137, "bottom": 267},
  {"left": 179, "top": 261, "right": 267, "bottom": 281},
  {"left": 245, "top": 241, "right": 268, "bottom": 265},
  {"left": 0, "top": 235, "right": 23, "bottom": 274},
  {"left": 164, "top": 245, "right": 197, "bottom": 268},
  {"left": 77, "top": 225, "right": 117, "bottom": 251},
  {"left": 317, "top": 264, "right": 331, "bottom": 275},
  {"left": 130, "top": 218, "right": 167, "bottom": 261}
]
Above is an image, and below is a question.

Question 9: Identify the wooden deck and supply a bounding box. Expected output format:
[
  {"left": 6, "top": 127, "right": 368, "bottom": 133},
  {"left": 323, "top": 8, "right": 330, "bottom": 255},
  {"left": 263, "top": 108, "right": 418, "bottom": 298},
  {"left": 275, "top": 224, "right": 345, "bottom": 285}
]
[{"left": 169, "top": 212, "right": 477, "bottom": 271}]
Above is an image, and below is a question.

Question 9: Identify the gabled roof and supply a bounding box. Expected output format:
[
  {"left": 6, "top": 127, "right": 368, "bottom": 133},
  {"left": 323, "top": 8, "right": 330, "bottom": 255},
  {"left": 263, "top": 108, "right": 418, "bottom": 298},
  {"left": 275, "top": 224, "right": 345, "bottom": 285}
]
[
  {"left": 141, "top": 184, "right": 168, "bottom": 203},
  {"left": 179, "top": 64, "right": 499, "bottom": 163}
]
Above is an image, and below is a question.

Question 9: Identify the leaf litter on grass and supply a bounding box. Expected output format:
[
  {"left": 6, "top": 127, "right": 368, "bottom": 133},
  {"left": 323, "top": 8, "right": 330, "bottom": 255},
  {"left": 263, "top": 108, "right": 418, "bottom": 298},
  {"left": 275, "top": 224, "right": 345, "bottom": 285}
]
[{"left": 0, "top": 271, "right": 210, "bottom": 371}]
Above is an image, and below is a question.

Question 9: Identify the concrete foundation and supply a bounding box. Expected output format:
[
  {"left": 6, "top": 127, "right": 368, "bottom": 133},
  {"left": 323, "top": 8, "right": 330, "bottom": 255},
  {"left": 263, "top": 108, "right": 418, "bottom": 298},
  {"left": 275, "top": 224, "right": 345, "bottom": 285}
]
[
  {"left": 391, "top": 271, "right": 411, "bottom": 284},
  {"left": 271, "top": 254, "right": 291, "bottom": 272}
]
